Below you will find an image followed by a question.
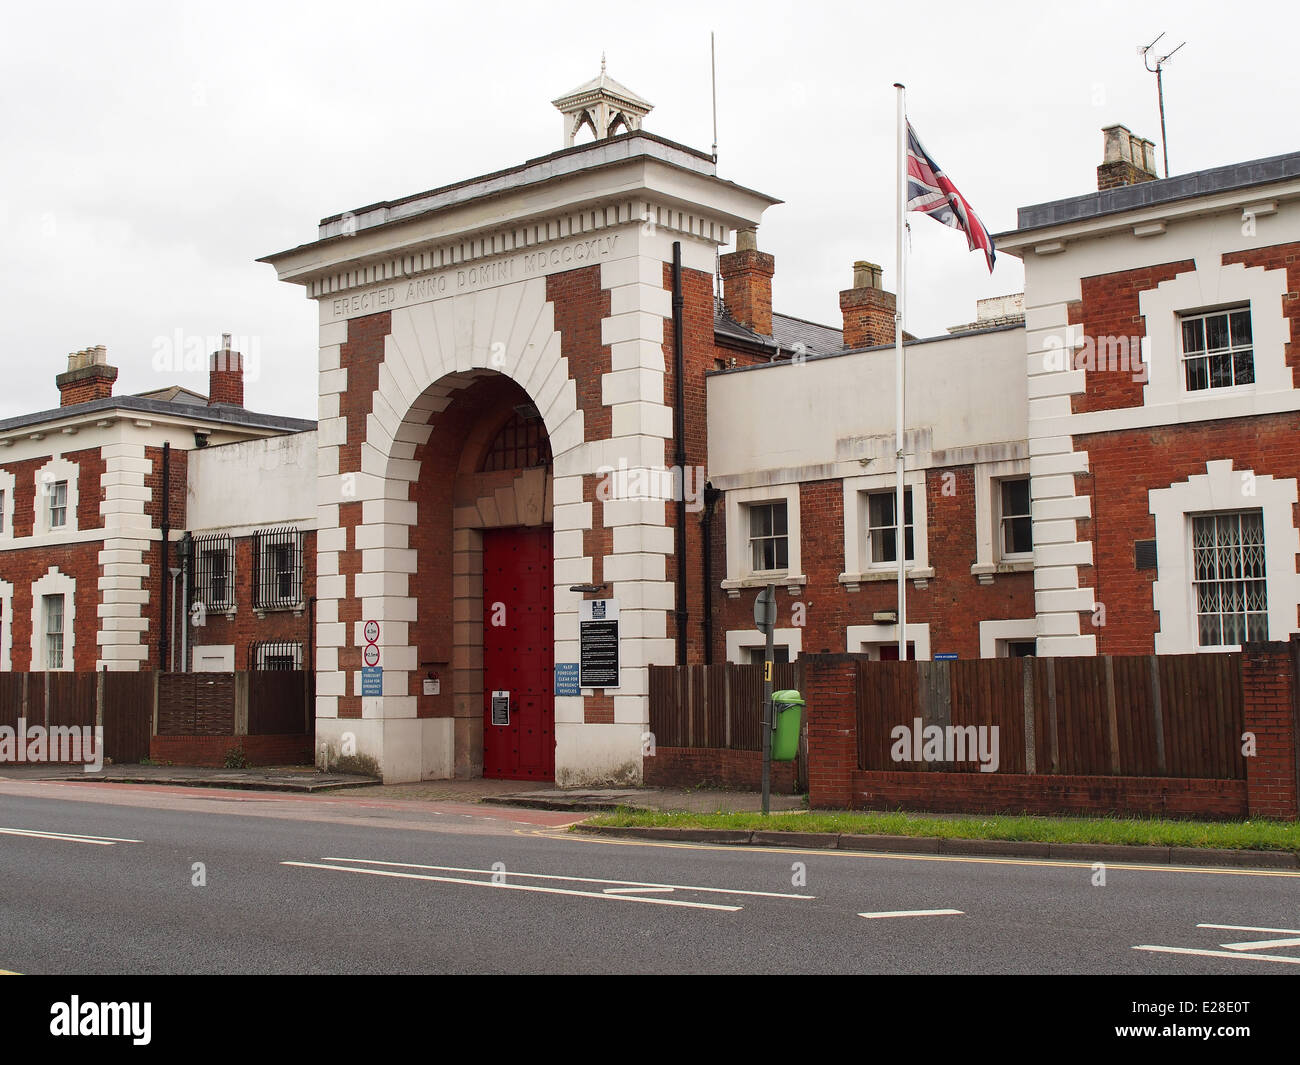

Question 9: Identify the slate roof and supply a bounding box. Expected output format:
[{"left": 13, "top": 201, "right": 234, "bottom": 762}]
[{"left": 714, "top": 298, "right": 844, "bottom": 355}]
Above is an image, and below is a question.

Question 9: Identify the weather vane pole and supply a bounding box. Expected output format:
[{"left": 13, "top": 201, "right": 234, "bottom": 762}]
[{"left": 1139, "top": 32, "right": 1186, "bottom": 178}]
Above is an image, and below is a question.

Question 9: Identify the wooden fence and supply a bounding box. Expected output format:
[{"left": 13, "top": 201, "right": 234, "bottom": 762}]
[
  {"left": 0, "top": 670, "right": 312, "bottom": 765},
  {"left": 856, "top": 654, "right": 1245, "bottom": 779},
  {"left": 648, "top": 662, "right": 803, "bottom": 750}
]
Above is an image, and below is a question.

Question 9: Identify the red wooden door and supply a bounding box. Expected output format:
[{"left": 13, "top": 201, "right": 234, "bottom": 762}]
[{"left": 482, "top": 527, "right": 554, "bottom": 780}]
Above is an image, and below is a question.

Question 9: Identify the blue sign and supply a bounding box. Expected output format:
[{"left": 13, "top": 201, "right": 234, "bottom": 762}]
[
  {"left": 934, "top": 653, "right": 959, "bottom": 661},
  {"left": 555, "top": 663, "right": 580, "bottom": 696},
  {"left": 361, "top": 666, "right": 383, "bottom": 696}
]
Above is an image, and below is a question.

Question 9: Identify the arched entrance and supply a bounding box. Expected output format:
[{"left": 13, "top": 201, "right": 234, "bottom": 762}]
[{"left": 406, "top": 369, "right": 555, "bottom": 779}]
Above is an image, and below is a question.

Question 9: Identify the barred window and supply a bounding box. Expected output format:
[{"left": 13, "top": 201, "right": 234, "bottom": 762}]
[
  {"left": 1181, "top": 308, "right": 1253, "bottom": 392},
  {"left": 747, "top": 502, "right": 789, "bottom": 572},
  {"left": 253, "top": 526, "right": 304, "bottom": 610},
  {"left": 1192, "top": 510, "right": 1267, "bottom": 647},
  {"left": 192, "top": 533, "right": 235, "bottom": 611},
  {"left": 480, "top": 409, "right": 551, "bottom": 471},
  {"left": 250, "top": 640, "right": 302, "bottom": 670}
]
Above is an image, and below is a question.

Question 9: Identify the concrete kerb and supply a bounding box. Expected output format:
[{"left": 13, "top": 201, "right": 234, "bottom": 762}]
[{"left": 570, "top": 824, "right": 1300, "bottom": 870}]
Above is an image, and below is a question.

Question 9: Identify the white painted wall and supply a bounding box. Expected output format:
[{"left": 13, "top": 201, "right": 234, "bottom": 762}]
[
  {"left": 187, "top": 430, "right": 317, "bottom": 534},
  {"left": 706, "top": 326, "right": 1027, "bottom": 486}
]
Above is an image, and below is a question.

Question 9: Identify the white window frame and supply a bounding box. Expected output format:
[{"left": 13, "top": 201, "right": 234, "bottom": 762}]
[
  {"left": 725, "top": 627, "right": 801, "bottom": 664},
  {"left": 1178, "top": 305, "right": 1255, "bottom": 395},
  {"left": 30, "top": 567, "right": 75, "bottom": 671},
  {"left": 0, "top": 578, "right": 12, "bottom": 670},
  {"left": 979, "top": 618, "right": 1038, "bottom": 659},
  {"left": 746, "top": 500, "right": 790, "bottom": 575},
  {"left": 0, "top": 468, "right": 13, "bottom": 540},
  {"left": 840, "top": 470, "right": 932, "bottom": 589},
  {"left": 1140, "top": 261, "right": 1290, "bottom": 411},
  {"left": 996, "top": 477, "right": 1034, "bottom": 561},
  {"left": 721, "top": 483, "right": 805, "bottom": 595},
  {"left": 846, "top": 622, "right": 931, "bottom": 661},
  {"left": 34, "top": 457, "right": 79, "bottom": 536},
  {"left": 1150, "top": 460, "right": 1300, "bottom": 653},
  {"left": 971, "top": 458, "right": 1034, "bottom": 583}
]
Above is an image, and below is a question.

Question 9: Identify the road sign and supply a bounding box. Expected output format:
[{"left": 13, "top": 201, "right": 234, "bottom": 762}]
[
  {"left": 935, "top": 653, "right": 958, "bottom": 661},
  {"left": 754, "top": 586, "right": 777, "bottom": 635},
  {"left": 363, "top": 620, "right": 380, "bottom": 645},
  {"left": 361, "top": 666, "right": 382, "bottom": 696},
  {"left": 363, "top": 643, "right": 381, "bottom": 667}
]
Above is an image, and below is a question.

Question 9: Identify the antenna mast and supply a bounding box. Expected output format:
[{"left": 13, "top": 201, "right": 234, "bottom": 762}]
[{"left": 1139, "top": 31, "right": 1185, "bottom": 178}]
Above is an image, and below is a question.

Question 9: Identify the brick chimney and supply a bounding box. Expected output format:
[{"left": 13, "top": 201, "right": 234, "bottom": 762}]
[
  {"left": 208, "top": 333, "right": 244, "bottom": 407},
  {"left": 56, "top": 345, "right": 118, "bottom": 406},
  {"left": 1097, "top": 125, "right": 1159, "bottom": 190},
  {"left": 719, "top": 227, "right": 775, "bottom": 336},
  {"left": 839, "top": 261, "right": 896, "bottom": 349}
]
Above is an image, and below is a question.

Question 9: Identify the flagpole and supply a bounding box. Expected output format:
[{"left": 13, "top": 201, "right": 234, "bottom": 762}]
[{"left": 894, "top": 82, "right": 907, "bottom": 662}]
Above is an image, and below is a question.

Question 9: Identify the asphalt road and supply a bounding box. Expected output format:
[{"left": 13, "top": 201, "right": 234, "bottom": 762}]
[{"left": 1, "top": 777, "right": 1298, "bottom": 975}]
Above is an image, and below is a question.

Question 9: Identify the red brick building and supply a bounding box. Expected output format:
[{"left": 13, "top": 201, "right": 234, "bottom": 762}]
[{"left": 0, "top": 340, "right": 314, "bottom": 674}]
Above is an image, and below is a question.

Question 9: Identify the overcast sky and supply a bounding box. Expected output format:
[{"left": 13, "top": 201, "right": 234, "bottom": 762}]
[{"left": 1, "top": 0, "right": 1291, "bottom": 421}]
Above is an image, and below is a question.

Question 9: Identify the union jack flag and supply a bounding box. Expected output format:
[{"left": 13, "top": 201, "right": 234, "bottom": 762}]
[{"left": 906, "top": 121, "right": 995, "bottom": 272}]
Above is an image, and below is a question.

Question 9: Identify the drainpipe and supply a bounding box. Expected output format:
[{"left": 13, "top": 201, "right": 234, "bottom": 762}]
[
  {"left": 672, "top": 242, "right": 688, "bottom": 666},
  {"left": 700, "top": 482, "right": 722, "bottom": 665},
  {"left": 159, "top": 441, "right": 170, "bottom": 668},
  {"left": 179, "top": 532, "right": 192, "bottom": 672}
]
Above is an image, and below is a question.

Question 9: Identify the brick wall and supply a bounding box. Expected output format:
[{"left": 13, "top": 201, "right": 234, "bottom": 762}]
[
  {"left": 804, "top": 647, "right": 1300, "bottom": 819},
  {"left": 643, "top": 746, "right": 797, "bottom": 792},
  {"left": 1074, "top": 412, "right": 1300, "bottom": 654},
  {"left": 1068, "top": 259, "right": 1195, "bottom": 413},
  {"left": 149, "top": 733, "right": 313, "bottom": 767},
  {"left": 1222, "top": 242, "right": 1300, "bottom": 386},
  {"left": 1241, "top": 641, "right": 1300, "bottom": 819},
  {"left": 708, "top": 468, "right": 1035, "bottom": 662},
  {"left": 0, "top": 541, "right": 103, "bottom": 671}
]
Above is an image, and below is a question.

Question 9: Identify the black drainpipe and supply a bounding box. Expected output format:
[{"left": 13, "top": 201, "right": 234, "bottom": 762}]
[
  {"left": 672, "top": 242, "right": 688, "bottom": 666},
  {"left": 159, "top": 441, "right": 170, "bottom": 670},
  {"left": 700, "top": 482, "right": 722, "bottom": 665}
]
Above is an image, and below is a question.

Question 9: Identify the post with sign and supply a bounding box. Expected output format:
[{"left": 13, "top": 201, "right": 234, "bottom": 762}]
[{"left": 754, "top": 584, "right": 777, "bottom": 815}]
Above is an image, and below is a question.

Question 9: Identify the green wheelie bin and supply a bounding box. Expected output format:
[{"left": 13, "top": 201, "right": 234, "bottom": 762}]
[{"left": 771, "top": 689, "right": 804, "bottom": 762}]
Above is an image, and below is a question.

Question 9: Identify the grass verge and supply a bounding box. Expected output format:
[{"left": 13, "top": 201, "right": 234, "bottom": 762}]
[{"left": 576, "top": 807, "right": 1300, "bottom": 851}]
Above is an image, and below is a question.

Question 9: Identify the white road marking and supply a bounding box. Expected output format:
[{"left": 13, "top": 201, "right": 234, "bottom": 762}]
[
  {"left": 1219, "top": 937, "right": 1300, "bottom": 952},
  {"left": 0, "top": 827, "right": 140, "bottom": 846},
  {"left": 603, "top": 886, "right": 674, "bottom": 895},
  {"left": 1197, "top": 922, "right": 1300, "bottom": 936},
  {"left": 321, "top": 856, "right": 816, "bottom": 899},
  {"left": 283, "top": 861, "right": 743, "bottom": 911},
  {"left": 858, "top": 908, "right": 964, "bottom": 919},
  {"left": 1134, "top": 945, "right": 1300, "bottom": 966}
]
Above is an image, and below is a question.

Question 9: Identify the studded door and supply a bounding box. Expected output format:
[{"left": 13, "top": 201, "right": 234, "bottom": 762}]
[{"left": 482, "top": 527, "right": 554, "bottom": 780}]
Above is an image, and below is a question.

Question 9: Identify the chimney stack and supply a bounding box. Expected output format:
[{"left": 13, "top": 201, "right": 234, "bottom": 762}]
[
  {"left": 1097, "top": 125, "right": 1159, "bottom": 190},
  {"left": 208, "top": 332, "right": 244, "bottom": 407},
  {"left": 839, "top": 261, "right": 896, "bottom": 349},
  {"left": 56, "top": 345, "right": 118, "bottom": 406},
  {"left": 719, "top": 227, "right": 775, "bottom": 336}
]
